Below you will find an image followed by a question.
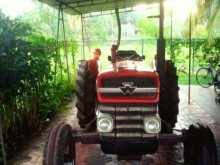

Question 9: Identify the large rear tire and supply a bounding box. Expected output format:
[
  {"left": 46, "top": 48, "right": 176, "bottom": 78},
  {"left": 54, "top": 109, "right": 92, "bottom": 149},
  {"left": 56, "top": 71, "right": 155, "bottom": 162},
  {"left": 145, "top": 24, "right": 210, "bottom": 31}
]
[
  {"left": 159, "top": 60, "right": 179, "bottom": 132},
  {"left": 43, "top": 123, "right": 75, "bottom": 165},
  {"left": 76, "top": 60, "right": 96, "bottom": 129},
  {"left": 183, "top": 124, "right": 217, "bottom": 165}
]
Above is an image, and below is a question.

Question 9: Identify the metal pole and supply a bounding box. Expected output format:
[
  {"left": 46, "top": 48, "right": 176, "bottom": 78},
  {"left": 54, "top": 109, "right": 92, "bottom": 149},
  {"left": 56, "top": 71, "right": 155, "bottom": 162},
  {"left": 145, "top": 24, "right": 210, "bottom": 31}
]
[
  {"left": 56, "top": 5, "right": 63, "bottom": 81},
  {"left": 192, "top": 39, "right": 195, "bottom": 73},
  {"left": 157, "top": 0, "right": 165, "bottom": 83},
  {"left": 72, "top": 45, "right": 75, "bottom": 65},
  {"left": 115, "top": 7, "right": 121, "bottom": 49},
  {"left": 159, "top": 0, "right": 164, "bottom": 40},
  {"left": 170, "top": 9, "right": 174, "bottom": 61},
  {"left": 61, "top": 8, "right": 70, "bottom": 82},
  {"left": 54, "top": 9, "right": 59, "bottom": 83},
  {"left": 81, "top": 14, "right": 85, "bottom": 60},
  {"left": 188, "top": 14, "right": 192, "bottom": 105}
]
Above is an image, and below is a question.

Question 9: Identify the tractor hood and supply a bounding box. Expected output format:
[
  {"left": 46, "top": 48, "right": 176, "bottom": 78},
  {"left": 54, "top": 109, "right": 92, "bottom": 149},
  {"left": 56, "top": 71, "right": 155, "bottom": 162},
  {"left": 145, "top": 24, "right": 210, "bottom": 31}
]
[{"left": 96, "top": 69, "right": 160, "bottom": 104}]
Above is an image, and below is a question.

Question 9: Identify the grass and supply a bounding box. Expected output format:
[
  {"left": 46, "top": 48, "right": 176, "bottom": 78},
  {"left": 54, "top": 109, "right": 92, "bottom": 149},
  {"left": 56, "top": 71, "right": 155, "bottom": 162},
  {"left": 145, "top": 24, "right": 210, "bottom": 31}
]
[{"left": 178, "top": 73, "right": 199, "bottom": 85}]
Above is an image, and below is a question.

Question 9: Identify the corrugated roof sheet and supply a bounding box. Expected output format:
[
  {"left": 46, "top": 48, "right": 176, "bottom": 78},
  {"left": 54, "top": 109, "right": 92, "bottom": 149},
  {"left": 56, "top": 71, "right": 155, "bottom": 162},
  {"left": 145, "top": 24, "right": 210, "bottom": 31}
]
[{"left": 39, "top": 0, "right": 158, "bottom": 15}]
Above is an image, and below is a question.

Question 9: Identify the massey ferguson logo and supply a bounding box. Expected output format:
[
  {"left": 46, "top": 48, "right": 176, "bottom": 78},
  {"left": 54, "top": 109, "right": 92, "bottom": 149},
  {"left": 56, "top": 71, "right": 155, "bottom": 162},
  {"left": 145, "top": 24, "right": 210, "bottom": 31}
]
[{"left": 120, "top": 82, "right": 136, "bottom": 95}]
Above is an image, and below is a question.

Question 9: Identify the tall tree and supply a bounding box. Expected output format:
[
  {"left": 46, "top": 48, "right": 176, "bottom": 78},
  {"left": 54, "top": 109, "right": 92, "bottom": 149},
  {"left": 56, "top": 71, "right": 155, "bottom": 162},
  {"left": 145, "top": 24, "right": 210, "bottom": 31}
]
[{"left": 195, "top": 0, "right": 220, "bottom": 37}]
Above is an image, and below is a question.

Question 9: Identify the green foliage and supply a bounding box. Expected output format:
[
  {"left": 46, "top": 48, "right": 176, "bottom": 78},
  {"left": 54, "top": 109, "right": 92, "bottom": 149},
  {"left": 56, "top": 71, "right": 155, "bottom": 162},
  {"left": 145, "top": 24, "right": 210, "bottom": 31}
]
[
  {"left": 21, "top": 1, "right": 77, "bottom": 40},
  {"left": 191, "top": 39, "right": 220, "bottom": 68},
  {"left": 137, "top": 18, "right": 158, "bottom": 38},
  {"left": 0, "top": 11, "right": 77, "bottom": 162},
  {"left": 84, "top": 15, "right": 113, "bottom": 41},
  {"left": 166, "top": 38, "right": 220, "bottom": 84},
  {"left": 194, "top": 0, "right": 220, "bottom": 38},
  {"left": 178, "top": 73, "right": 198, "bottom": 85},
  {"left": 192, "top": 25, "right": 208, "bottom": 38}
]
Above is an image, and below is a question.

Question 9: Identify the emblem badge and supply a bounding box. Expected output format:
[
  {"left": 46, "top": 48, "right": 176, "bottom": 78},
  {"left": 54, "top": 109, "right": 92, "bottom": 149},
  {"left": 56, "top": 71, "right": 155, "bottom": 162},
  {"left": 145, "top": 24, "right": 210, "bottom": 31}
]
[{"left": 120, "top": 82, "right": 136, "bottom": 95}]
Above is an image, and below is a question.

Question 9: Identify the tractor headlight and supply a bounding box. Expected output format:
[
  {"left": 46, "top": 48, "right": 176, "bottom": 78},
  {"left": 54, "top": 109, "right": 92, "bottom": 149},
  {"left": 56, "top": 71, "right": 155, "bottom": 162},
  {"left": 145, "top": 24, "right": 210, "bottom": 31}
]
[
  {"left": 97, "top": 111, "right": 114, "bottom": 133},
  {"left": 144, "top": 115, "right": 161, "bottom": 134}
]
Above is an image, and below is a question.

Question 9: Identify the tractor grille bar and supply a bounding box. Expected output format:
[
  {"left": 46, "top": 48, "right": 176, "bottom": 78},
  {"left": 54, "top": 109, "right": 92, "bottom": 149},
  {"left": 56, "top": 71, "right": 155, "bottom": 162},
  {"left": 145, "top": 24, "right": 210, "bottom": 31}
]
[
  {"left": 98, "top": 88, "right": 157, "bottom": 93},
  {"left": 115, "top": 106, "right": 144, "bottom": 138},
  {"left": 97, "top": 87, "right": 157, "bottom": 97},
  {"left": 98, "top": 105, "right": 157, "bottom": 138}
]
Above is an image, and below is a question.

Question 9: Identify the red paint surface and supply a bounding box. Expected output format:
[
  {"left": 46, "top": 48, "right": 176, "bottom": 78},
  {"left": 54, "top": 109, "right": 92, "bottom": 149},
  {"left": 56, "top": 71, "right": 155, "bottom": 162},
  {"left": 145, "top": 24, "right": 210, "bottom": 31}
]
[{"left": 97, "top": 69, "right": 160, "bottom": 104}]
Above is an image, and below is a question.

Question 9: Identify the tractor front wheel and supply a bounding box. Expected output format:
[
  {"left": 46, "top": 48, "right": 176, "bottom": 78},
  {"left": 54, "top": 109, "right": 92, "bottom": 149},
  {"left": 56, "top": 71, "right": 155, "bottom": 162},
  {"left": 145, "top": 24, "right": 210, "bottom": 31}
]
[
  {"left": 43, "top": 123, "right": 76, "bottom": 165},
  {"left": 183, "top": 124, "right": 217, "bottom": 165}
]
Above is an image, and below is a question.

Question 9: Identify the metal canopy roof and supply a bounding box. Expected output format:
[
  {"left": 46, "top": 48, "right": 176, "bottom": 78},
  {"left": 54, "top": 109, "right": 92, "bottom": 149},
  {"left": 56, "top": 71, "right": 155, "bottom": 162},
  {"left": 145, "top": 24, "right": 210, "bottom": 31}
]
[{"left": 39, "top": 0, "right": 159, "bottom": 15}]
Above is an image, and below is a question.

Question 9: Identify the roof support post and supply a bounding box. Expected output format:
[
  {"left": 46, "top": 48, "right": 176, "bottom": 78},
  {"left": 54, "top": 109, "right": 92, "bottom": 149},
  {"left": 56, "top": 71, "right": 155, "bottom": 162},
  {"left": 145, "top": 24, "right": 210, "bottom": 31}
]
[
  {"left": 55, "top": 4, "right": 70, "bottom": 82},
  {"left": 157, "top": 0, "right": 165, "bottom": 84},
  {"left": 188, "top": 14, "right": 192, "bottom": 105},
  {"left": 61, "top": 6, "right": 71, "bottom": 82},
  {"left": 81, "top": 14, "right": 85, "bottom": 60},
  {"left": 55, "top": 4, "right": 63, "bottom": 82},
  {"left": 170, "top": 9, "right": 174, "bottom": 62}
]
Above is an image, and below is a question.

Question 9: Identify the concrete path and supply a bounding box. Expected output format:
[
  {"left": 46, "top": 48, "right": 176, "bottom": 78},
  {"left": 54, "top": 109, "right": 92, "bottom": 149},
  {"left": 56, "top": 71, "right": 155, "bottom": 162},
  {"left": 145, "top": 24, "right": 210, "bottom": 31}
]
[
  {"left": 181, "top": 85, "right": 220, "bottom": 121},
  {"left": 9, "top": 86, "right": 220, "bottom": 165}
]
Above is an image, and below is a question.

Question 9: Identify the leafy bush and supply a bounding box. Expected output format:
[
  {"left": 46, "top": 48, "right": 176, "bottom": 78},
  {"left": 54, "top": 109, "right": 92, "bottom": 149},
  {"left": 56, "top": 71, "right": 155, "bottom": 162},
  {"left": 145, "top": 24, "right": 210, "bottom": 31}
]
[
  {"left": 0, "top": 11, "right": 77, "bottom": 162},
  {"left": 166, "top": 38, "right": 220, "bottom": 84}
]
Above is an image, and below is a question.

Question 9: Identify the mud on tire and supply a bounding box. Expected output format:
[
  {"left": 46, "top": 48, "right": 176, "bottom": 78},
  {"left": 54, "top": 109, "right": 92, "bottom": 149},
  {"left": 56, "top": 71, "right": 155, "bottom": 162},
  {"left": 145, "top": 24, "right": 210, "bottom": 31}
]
[
  {"left": 159, "top": 60, "right": 180, "bottom": 132},
  {"left": 76, "top": 60, "right": 96, "bottom": 129}
]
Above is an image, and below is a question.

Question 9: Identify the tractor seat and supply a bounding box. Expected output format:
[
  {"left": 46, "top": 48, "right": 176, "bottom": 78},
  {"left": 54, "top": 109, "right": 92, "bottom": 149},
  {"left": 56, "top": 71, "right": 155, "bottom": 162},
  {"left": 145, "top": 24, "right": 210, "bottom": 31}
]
[{"left": 116, "top": 50, "right": 142, "bottom": 60}]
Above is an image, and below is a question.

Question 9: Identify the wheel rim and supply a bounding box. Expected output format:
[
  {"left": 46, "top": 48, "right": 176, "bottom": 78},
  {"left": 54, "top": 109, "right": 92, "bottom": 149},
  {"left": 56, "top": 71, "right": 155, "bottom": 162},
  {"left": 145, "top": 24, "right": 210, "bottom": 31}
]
[{"left": 196, "top": 68, "right": 213, "bottom": 88}]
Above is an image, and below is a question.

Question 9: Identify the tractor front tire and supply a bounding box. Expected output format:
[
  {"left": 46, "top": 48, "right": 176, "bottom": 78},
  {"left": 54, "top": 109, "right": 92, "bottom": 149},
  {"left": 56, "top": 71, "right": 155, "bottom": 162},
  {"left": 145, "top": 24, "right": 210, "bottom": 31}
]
[
  {"left": 43, "top": 123, "right": 75, "bottom": 165},
  {"left": 183, "top": 124, "right": 217, "bottom": 165},
  {"left": 76, "top": 60, "right": 96, "bottom": 129},
  {"left": 159, "top": 60, "right": 179, "bottom": 132}
]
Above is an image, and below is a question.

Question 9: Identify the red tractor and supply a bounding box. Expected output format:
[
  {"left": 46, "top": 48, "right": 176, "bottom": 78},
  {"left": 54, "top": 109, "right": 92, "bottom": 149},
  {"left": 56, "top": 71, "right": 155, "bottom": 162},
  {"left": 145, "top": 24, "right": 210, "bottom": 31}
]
[
  {"left": 42, "top": 0, "right": 218, "bottom": 164},
  {"left": 43, "top": 45, "right": 217, "bottom": 165}
]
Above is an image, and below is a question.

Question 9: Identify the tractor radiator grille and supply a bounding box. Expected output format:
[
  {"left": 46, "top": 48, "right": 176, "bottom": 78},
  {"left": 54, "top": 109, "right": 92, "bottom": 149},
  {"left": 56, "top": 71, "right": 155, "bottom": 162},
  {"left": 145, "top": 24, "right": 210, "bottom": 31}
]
[
  {"left": 102, "top": 77, "right": 156, "bottom": 88},
  {"left": 98, "top": 105, "right": 157, "bottom": 138},
  {"left": 99, "top": 77, "right": 157, "bottom": 98}
]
